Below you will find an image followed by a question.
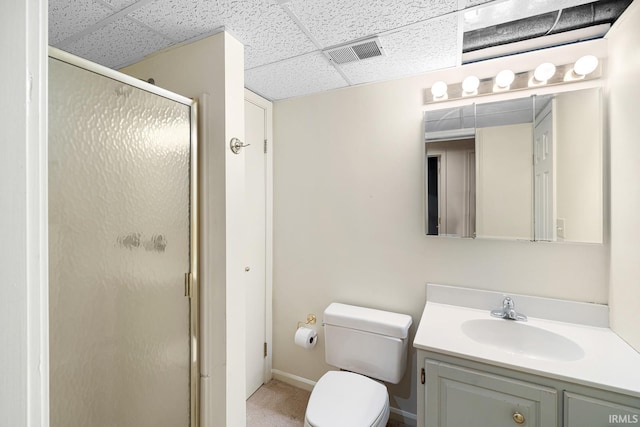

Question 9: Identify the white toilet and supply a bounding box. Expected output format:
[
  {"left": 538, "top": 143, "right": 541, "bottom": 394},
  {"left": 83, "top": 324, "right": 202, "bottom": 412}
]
[{"left": 304, "top": 303, "right": 413, "bottom": 427}]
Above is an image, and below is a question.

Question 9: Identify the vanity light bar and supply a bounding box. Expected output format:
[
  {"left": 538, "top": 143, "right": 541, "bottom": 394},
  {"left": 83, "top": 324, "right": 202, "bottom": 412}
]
[{"left": 426, "top": 56, "right": 601, "bottom": 104}]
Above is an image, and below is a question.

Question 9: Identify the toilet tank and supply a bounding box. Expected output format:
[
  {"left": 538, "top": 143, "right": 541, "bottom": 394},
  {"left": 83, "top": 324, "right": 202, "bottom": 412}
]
[{"left": 323, "top": 303, "right": 413, "bottom": 384}]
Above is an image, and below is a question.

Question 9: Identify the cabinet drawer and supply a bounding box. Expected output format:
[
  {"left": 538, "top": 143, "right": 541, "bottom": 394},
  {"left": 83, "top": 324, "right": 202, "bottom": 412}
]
[
  {"left": 425, "top": 361, "right": 557, "bottom": 427},
  {"left": 565, "top": 392, "right": 640, "bottom": 427}
]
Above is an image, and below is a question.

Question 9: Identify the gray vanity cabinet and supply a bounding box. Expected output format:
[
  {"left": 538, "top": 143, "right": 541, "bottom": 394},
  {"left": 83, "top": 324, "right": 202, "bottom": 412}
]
[
  {"left": 418, "top": 352, "right": 640, "bottom": 427},
  {"left": 425, "top": 360, "right": 558, "bottom": 427},
  {"left": 564, "top": 392, "right": 640, "bottom": 427}
]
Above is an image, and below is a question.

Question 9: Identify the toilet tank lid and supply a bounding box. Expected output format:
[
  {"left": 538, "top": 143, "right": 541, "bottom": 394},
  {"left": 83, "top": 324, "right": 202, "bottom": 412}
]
[{"left": 323, "top": 303, "right": 412, "bottom": 339}]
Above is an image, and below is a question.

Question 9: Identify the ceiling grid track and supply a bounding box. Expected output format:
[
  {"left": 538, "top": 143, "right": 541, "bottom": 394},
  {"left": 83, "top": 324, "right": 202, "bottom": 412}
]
[
  {"left": 280, "top": 4, "right": 353, "bottom": 86},
  {"left": 277, "top": 2, "right": 466, "bottom": 88},
  {"left": 48, "top": 0, "right": 631, "bottom": 100},
  {"left": 56, "top": 0, "right": 164, "bottom": 48},
  {"left": 456, "top": 1, "right": 467, "bottom": 67}
]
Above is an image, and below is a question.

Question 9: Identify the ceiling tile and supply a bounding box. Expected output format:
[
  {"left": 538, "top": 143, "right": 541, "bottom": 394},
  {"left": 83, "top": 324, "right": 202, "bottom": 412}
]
[
  {"left": 339, "top": 14, "right": 460, "bottom": 85},
  {"left": 62, "top": 17, "right": 173, "bottom": 69},
  {"left": 228, "top": 6, "right": 318, "bottom": 69},
  {"left": 129, "top": 0, "right": 317, "bottom": 69},
  {"left": 245, "top": 52, "right": 348, "bottom": 100},
  {"left": 286, "top": 0, "right": 458, "bottom": 47},
  {"left": 49, "top": 0, "right": 113, "bottom": 45},
  {"left": 464, "top": 0, "right": 600, "bottom": 31},
  {"left": 127, "top": 0, "right": 227, "bottom": 41}
]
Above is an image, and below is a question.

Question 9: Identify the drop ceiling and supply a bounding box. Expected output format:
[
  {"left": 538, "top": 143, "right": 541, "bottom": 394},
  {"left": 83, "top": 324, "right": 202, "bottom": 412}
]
[{"left": 49, "top": 0, "right": 626, "bottom": 100}]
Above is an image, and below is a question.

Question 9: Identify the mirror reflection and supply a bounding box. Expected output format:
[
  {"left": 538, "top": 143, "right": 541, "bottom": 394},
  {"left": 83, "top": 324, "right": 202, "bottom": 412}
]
[{"left": 424, "top": 87, "right": 603, "bottom": 243}]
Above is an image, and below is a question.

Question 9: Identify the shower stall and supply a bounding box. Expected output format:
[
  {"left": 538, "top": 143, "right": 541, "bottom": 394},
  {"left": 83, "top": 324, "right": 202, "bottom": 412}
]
[{"left": 48, "top": 49, "right": 198, "bottom": 427}]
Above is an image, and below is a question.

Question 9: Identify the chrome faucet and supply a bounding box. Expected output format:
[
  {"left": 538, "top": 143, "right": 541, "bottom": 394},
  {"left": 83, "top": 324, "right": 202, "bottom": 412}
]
[{"left": 491, "top": 297, "right": 527, "bottom": 321}]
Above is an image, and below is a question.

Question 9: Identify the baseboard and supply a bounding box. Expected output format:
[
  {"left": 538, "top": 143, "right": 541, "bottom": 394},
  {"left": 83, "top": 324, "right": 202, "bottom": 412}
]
[
  {"left": 389, "top": 407, "right": 418, "bottom": 426},
  {"left": 270, "top": 369, "right": 418, "bottom": 425},
  {"left": 271, "top": 369, "right": 316, "bottom": 392}
]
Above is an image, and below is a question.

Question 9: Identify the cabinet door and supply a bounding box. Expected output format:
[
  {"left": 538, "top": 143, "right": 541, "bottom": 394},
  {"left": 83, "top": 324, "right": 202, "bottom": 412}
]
[
  {"left": 425, "top": 360, "right": 557, "bottom": 427},
  {"left": 565, "top": 392, "right": 640, "bottom": 427}
]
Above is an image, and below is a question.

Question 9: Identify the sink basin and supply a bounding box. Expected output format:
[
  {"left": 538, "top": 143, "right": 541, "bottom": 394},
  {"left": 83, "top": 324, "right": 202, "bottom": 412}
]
[{"left": 461, "top": 318, "right": 585, "bottom": 362}]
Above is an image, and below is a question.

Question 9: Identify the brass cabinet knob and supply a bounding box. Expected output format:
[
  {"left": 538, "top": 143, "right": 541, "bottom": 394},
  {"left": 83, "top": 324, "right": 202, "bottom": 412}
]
[{"left": 513, "top": 412, "right": 525, "bottom": 424}]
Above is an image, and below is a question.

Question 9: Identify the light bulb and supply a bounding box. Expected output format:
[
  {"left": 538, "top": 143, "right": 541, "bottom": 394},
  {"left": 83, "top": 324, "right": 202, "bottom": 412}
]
[
  {"left": 495, "top": 70, "right": 515, "bottom": 88},
  {"left": 534, "top": 62, "right": 556, "bottom": 82},
  {"left": 574, "top": 55, "right": 599, "bottom": 76},
  {"left": 431, "top": 81, "right": 448, "bottom": 98},
  {"left": 462, "top": 76, "right": 480, "bottom": 94}
]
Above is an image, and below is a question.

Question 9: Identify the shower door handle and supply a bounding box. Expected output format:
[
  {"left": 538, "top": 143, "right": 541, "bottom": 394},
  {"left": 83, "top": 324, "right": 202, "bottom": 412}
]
[{"left": 184, "top": 272, "right": 193, "bottom": 298}]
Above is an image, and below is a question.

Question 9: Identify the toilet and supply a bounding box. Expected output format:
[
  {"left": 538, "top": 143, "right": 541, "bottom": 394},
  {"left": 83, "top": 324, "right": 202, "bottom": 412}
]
[{"left": 304, "top": 303, "right": 413, "bottom": 427}]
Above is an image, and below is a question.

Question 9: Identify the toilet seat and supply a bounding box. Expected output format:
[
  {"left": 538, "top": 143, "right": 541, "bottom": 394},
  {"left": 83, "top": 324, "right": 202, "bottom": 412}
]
[{"left": 304, "top": 371, "right": 390, "bottom": 427}]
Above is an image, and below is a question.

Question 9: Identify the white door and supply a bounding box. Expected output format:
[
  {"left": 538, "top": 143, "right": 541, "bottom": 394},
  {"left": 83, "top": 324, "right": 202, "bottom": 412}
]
[
  {"left": 534, "top": 102, "right": 555, "bottom": 241},
  {"left": 245, "top": 95, "right": 268, "bottom": 398}
]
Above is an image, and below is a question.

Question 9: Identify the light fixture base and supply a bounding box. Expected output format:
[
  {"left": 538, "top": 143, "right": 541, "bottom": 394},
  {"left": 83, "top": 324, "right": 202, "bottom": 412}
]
[{"left": 425, "top": 60, "right": 602, "bottom": 104}]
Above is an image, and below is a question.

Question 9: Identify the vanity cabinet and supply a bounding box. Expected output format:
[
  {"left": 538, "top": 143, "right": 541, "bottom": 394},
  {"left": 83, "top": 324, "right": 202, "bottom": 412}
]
[
  {"left": 414, "top": 286, "right": 640, "bottom": 427},
  {"left": 425, "top": 360, "right": 557, "bottom": 427},
  {"left": 418, "top": 352, "right": 640, "bottom": 427},
  {"left": 564, "top": 393, "right": 640, "bottom": 427}
]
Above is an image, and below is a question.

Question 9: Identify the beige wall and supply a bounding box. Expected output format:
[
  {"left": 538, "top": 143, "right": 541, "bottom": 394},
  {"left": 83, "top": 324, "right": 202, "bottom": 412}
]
[
  {"left": 607, "top": 0, "right": 640, "bottom": 352},
  {"left": 555, "top": 89, "right": 603, "bottom": 243},
  {"left": 121, "top": 32, "right": 247, "bottom": 426},
  {"left": 273, "top": 43, "right": 609, "bottom": 417},
  {"left": 476, "top": 123, "right": 533, "bottom": 240}
]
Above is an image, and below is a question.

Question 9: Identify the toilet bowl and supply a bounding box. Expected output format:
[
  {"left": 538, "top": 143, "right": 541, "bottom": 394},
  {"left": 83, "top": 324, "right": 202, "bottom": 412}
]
[
  {"left": 302, "top": 303, "right": 412, "bottom": 427},
  {"left": 304, "top": 371, "right": 389, "bottom": 427}
]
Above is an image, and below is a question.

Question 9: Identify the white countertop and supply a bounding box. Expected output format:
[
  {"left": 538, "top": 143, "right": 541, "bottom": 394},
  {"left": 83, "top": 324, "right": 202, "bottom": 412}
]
[{"left": 414, "top": 290, "right": 640, "bottom": 398}]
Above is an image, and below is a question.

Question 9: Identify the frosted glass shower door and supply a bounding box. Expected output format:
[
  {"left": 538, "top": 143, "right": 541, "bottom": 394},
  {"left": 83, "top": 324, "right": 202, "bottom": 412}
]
[{"left": 49, "top": 56, "right": 195, "bottom": 427}]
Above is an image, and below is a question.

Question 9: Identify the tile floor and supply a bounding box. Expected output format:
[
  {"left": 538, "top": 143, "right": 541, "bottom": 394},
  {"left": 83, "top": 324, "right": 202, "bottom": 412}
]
[{"left": 246, "top": 379, "right": 410, "bottom": 427}]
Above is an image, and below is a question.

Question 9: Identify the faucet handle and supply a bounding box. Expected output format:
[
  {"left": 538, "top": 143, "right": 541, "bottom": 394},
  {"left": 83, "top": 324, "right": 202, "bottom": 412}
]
[
  {"left": 490, "top": 297, "right": 512, "bottom": 319},
  {"left": 491, "top": 296, "right": 527, "bottom": 321},
  {"left": 514, "top": 313, "right": 528, "bottom": 322}
]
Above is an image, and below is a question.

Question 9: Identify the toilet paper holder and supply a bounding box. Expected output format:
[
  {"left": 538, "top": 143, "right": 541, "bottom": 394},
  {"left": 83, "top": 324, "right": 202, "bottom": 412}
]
[{"left": 296, "top": 314, "right": 317, "bottom": 330}]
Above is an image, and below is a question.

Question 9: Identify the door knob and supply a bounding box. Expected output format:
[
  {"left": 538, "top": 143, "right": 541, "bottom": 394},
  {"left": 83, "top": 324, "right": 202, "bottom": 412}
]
[
  {"left": 230, "top": 137, "right": 250, "bottom": 154},
  {"left": 513, "top": 412, "right": 525, "bottom": 424}
]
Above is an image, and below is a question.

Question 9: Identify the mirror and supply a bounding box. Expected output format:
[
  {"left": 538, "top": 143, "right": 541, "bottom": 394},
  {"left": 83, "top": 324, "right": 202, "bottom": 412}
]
[{"left": 424, "top": 87, "right": 603, "bottom": 243}]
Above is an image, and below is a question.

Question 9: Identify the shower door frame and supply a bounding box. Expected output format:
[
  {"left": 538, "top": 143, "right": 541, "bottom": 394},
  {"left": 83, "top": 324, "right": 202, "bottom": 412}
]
[{"left": 48, "top": 47, "right": 200, "bottom": 427}]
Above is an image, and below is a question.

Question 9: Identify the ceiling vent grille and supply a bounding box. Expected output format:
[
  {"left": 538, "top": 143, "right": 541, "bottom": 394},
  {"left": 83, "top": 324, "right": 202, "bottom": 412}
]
[{"left": 323, "top": 37, "right": 384, "bottom": 65}]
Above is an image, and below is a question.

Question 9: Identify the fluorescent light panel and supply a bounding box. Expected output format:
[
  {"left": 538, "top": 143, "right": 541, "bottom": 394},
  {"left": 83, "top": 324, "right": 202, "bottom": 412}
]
[{"left": 461, "top": 24, "right": 610, "bottom": 64}]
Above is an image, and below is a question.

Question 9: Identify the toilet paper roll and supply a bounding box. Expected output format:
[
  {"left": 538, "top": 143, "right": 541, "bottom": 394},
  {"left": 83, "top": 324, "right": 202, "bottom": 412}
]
[{"left": 294, "top": 326, "right": 317, "bottom": 349}]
